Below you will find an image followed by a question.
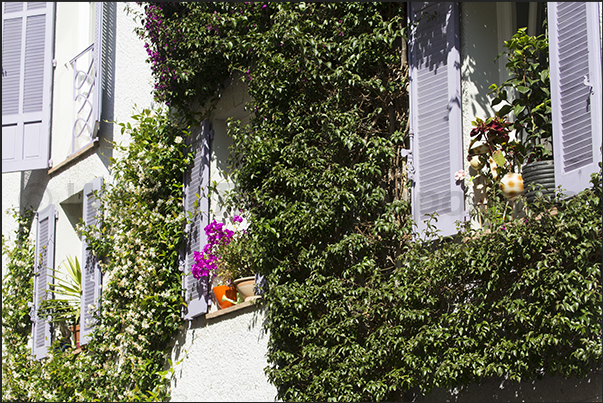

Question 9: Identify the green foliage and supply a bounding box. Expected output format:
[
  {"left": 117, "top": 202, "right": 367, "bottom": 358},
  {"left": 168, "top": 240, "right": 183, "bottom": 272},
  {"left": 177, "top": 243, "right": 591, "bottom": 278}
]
[
  {"left": 489, "top": 26, "right": 552, "bottom": 163},
  {"left": 132, "top": 2, "right": 602, "bottom": 401},
  {"left": 38, "top": 255, "right": 82, "bottom": 326},
  {"left": 2, "top": 108, "right": 190, "bottom": 401},
  {"left": 2, "top": 208, "right": 36, "bottom": 401}
]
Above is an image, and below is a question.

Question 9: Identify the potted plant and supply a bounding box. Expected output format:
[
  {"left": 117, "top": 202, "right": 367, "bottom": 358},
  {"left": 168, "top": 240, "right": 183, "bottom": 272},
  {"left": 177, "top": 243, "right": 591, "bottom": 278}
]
[
  {"left": 38, "top": 255, "right": 82, "bottom": 349},
  {"left": 466, "top": 114, "right": 525, "bottom": 202},
  {"left": 191, "top": 214, "right": 255, "bottom": 309},
  {"left": 488, "top": 26, "right": 554, "bottom": 203}
]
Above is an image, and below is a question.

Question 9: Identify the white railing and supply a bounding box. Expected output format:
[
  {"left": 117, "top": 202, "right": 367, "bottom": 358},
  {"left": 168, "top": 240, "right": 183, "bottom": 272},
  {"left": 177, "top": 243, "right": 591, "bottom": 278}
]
[{"left": 69, "top": 43, "right": 99, "bottom": 156}]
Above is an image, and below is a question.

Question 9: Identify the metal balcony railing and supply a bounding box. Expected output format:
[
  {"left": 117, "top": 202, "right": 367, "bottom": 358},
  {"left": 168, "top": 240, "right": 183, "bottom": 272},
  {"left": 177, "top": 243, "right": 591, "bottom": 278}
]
[{"left": 68, "top": 43, "right": 99, "bottom": 156}]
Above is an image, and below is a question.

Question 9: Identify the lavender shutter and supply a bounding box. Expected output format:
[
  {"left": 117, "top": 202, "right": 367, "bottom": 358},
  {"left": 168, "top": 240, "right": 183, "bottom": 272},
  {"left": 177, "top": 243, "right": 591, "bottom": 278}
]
[
  {"left": 408, "top": 2, "right": 464, "bottom": 238},
  {"left": 548, "top": 2, "right": 603, "bottom": 197},
  {"left": 92, "top": 2, "right": 103, "bottom": 133},
  {"left": 2, "top": 2, "right": 54, "bottom": 173},
  {"left": 80, "top": 177, "right": 103, "bottom": 345},
  {"left": 182, "top": 121, "right": 212, "bottom": 320},
  {"left": 32, "top": 204, "right": 57, "bottom": 360}
]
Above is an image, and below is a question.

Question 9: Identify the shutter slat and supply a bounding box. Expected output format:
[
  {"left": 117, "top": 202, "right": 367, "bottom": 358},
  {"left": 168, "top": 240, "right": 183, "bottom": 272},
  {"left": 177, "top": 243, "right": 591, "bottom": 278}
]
[
  {"left": 2, "top": 18, "right": 22, "bottom": 115},
  {"left": 409, "top": 2, "right": 464, "bottom": 238},
  {"left": 549, "top": 2, "right": 602, "bottom": 196},
  {"left": 182, "top": 121, "right": 211, "bottom": 320},
  {"left": 32, "top": 204, "right": 56, "bottom": 360},
  {"left": 23, "top": 14, "right": 45, "bottom": 113},
  {"left": 4, "top": 3, "right": 24, "bottom": 13},
  {"left": 80, "top": 177, "right": 103, "bottom": 345}
]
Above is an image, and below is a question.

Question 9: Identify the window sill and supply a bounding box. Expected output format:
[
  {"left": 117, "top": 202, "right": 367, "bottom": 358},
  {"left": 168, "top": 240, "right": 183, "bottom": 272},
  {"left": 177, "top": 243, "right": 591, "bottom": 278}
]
[
  {"left": 205, "top": 296, "right": 262, "bottom": 320},
  {"left": 48, "top": 139, "right": 99, "bottom": 175}
]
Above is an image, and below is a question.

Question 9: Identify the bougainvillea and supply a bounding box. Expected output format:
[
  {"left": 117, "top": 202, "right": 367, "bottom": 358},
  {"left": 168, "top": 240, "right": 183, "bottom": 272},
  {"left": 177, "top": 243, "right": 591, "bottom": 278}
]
[{"left": 191, "top": 216, "right": 243, "bottom": 279}]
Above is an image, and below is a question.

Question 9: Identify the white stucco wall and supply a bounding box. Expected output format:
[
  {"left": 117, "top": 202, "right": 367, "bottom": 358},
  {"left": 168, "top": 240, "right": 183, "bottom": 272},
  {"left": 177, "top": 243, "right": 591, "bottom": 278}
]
[
  {"left": 459, "top": 2, "right": 500, "bottom": 216},
  {"left": 169, "top": 305, "right": 278, "bottom": 402},
  {"left": 209, "top": 75, "right": 250, "bottom": 225}
]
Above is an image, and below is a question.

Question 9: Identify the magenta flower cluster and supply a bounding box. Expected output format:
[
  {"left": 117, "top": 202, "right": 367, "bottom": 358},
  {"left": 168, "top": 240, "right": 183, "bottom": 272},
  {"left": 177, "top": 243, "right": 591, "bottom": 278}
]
[{"left": 191, "top": 215, "right": 243, "bottom": 279}]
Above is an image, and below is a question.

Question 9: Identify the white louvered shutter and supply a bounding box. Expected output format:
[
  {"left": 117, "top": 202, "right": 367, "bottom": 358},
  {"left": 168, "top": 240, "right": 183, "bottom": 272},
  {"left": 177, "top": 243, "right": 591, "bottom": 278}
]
[
  {"left": 2, "top": 2, "right": 54, "bottom": 173},
  {"left": 409, "top": 2, "right": 464, "bottom": 238},
  {"left": 80, "top": 177, "right": 103, "bottom": 345},
  {"left": 93, "top": 2, "right": 103, "bottom": 130},
  {"left": 548, "top": 2, "right": 603, "bottom": 196},
  {"left": 182, "top": 121, "right": 212, "bottom": 320},
  {"left": 32, "top": 204, "right": 57, "bottom": 360}
]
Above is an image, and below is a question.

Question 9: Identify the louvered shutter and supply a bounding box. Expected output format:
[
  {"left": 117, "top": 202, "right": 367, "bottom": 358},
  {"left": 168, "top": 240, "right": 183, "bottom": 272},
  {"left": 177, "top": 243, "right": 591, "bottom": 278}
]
[
  {"left": 2, "top": 2, "right": 54, "bottom": 173},
  {"left": 80, "top": 177, "right": 103, "bottom": 345},
  {"left": 548, "top": 2, "right": 603, "bottom": 196},
  {"left": 92, "top": 2, "right": 103, "bottom": 133},
  {"left": 31, "top": 204, "right": 57, "bottom": 360},
  {"left": 182, "top": 121, "right": 212, "bottom": 320},
  {"left": 408, "top": 2, "right": 464, "bottom": 238}
]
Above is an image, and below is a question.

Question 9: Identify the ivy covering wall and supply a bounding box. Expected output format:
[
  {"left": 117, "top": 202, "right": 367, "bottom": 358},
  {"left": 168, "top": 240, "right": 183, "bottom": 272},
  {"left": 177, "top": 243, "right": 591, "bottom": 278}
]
[{"left": 134, "top": 2, "right": 602, "bottom": 402}]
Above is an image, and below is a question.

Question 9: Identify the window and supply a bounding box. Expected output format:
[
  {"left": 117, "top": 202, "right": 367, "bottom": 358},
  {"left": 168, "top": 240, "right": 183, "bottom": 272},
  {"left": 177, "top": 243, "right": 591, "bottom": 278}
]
[
  {"left": 2, "top": 2, "right": 104, "bottom": 173},
  {"left": 407, "top": 2, "right": 602, "bottom": 238},
  {"left": 30, "top": 177, "right": 103, "bottom": 358}
]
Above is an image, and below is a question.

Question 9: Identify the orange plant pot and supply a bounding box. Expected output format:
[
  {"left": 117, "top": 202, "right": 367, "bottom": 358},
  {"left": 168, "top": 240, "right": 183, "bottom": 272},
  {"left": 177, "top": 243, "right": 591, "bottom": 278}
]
[{"left": 212, "top": 285, "right": 238, "bottom": 309}]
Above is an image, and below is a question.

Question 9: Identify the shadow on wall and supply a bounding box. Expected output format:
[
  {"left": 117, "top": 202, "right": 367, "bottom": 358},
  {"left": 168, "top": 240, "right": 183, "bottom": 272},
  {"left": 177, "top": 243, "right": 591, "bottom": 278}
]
[
  {"left": 98, "top": 1, "right": 116, "bottom": 171},
  {"left": 19, "top": 170, "right": 50, "bottom": 216},
  {"left": 403, "top": 369, "right": 602, "bottom": 402}
]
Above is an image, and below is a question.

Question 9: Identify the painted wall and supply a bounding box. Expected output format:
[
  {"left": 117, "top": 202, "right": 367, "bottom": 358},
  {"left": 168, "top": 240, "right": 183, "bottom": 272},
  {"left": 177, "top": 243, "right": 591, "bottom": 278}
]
[
  {"left": 169, "top": 305, "right": 278, "bottom": 402},
  {"left": 168, "top": 73, "right": 278, "bottom": 402},
  {"left": 459, "top": 2, "right": 501, "bottom": 218}
]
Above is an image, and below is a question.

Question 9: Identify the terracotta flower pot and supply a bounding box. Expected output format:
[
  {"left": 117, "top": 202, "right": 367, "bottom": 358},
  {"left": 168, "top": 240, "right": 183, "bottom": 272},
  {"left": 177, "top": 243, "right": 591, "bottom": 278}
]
[
  {"left": 234, "top": 276, "right": 256, "bottom": 302},
  {"left": 212, "top": 284, "right": 238, "bottom": 309}
]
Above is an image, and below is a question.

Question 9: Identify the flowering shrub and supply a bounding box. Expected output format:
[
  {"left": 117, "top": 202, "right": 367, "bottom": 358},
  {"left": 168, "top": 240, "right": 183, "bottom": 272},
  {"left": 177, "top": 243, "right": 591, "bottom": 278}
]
[
  {"left": 2, "top": 108, "right": 190, "bottom": 402},
  {"left": 191, "top": 215, "right": 245, "bottom": 284}
]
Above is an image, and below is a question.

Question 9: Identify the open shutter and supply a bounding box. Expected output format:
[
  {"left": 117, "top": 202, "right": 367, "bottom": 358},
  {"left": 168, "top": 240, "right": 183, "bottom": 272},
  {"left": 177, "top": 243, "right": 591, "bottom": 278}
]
[
  {"left": 408, "top": 2, "right": 464, "bottom": 238},
  {"left": 93, "top": 2, "right": 103, "bottom": 130},
  {"left": 2, "top": 2, "right": 54, "bottom": 173},
  {"left": 548, "top": 2, "right": 603, "bottom": 196},
  {"left": 182, "top": 121, "right": 212, "bottom": 320},
  {"left": 31, "top": 204, "right": 57, "bottom": 360},
  {"left": 80, "top": 177, "right": 103, "bottom": 345}
]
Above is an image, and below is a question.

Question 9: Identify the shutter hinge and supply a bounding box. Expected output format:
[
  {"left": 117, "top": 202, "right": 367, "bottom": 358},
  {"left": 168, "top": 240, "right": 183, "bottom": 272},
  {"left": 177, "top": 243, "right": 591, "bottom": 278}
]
[
  {"left": 48, "top": 159, "right": 53, "bottom": 168},
  {"left": 52, "top": 59, "right": 57, "bottom": 68},
  {"left": 583, "top": 75, "right": 594, "bottom": 95},
  {"left": 400, "top": 131, "right": 415, "bottom": 181}
]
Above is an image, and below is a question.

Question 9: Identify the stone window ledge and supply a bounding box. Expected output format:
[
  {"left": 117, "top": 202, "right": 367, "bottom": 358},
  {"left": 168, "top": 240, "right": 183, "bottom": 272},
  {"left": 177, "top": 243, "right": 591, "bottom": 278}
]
[{"left": 205, "top": 296, "right": 262, "bottom": 320}]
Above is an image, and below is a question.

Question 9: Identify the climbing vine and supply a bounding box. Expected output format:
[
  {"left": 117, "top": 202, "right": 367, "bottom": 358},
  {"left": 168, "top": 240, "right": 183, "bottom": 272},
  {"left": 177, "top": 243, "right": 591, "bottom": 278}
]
[
  {"left": 2, "top": 108, "right": 190, "bottom": 402},
  {"left": 132, "top": 2, "right": 602, "bottom": 401}
]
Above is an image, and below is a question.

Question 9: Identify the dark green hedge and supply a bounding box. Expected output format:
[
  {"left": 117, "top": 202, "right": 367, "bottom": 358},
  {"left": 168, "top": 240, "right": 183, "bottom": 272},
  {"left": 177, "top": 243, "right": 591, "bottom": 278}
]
[{"left": 136, "top": 3, "right": 602, "bottom": 401}]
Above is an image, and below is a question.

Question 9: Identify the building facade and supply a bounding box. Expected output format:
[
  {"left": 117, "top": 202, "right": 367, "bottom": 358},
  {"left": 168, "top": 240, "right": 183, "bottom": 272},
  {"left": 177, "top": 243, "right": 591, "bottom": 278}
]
[{"left": 2, "top": 2, "right": 601, "bottom": 402}]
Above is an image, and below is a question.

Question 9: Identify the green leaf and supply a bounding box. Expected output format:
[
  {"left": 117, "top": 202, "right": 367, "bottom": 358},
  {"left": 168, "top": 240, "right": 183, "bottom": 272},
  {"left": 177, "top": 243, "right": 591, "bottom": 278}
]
[{"left": 492, "top": 150, "right": 506, "bottom": 167}]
